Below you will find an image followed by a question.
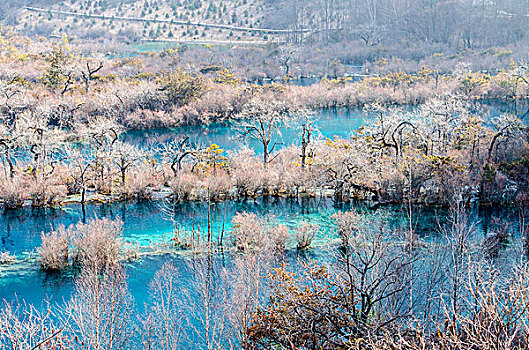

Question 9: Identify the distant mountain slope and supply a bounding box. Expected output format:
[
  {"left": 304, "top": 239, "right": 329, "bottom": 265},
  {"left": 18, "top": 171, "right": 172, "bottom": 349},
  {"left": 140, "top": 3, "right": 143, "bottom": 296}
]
[
  {"left": 12, "top": 0, "right": 279, "bottom": 43},
  {"left": 6, "top": 0, "right": 529, "bottom": 50}
]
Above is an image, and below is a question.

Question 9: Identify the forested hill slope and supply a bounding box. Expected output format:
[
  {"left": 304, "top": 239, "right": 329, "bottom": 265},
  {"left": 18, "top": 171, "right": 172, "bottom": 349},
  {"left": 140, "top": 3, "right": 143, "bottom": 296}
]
[
  {"left": 8, "top": 0, "right": 276, "bottom": 43},
  {"left": 3, "top": 0, "right": 529, "bottom": 49}
]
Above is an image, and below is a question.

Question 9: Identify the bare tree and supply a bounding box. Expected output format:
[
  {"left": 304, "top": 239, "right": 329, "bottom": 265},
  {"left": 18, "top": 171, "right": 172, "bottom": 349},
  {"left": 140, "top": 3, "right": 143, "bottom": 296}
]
[
  {"left": 487, "top": 114, "right": 527, "bottom": 163},
  {"left": 0, "top": 300, "right": 69, "bottom": 349},
  {"left": 439, "top": 200, "right": 478, "bottom": 325},
  {"left": 76, "top": 116, "right": 123, "bottom": 192},
  {"left": 81, "top": 60, "right": 104, "bottom": 94},
  {"left": 63, "top": 144, "right": 94, "bottom": 204},
  {"left": 294, "top": 109, "right": 317, "bottom": 169},
  {"left": 223, "top": 252, "right": 270, "bottom": 349},
  {"left": 333, "top": 210, "right": 417, "bottom": 337},
  {"left": 235, "top": 99, "right": 289, "bottom": 169},
  {"left": 161, "top": 135, "right": 192, "bottom": 177},
  {"left": 0, "top": 74, "right": 25, "bottom": 123},
  {"left": 112, "top": 141, "right": 145, "bottom": 185},
  {"left": 0, "top": 122, "right": 19, "bottom": 178},
  {"left": 63, "top": 263, "right": 134, "bottom": 350},
  {"left": 184, "top": 256, "right": 228, "bottom": 350},
  {"left": 141, "top": 262, "right": 185, "bottom": 350},
  {"left": 247, "top": 211, "right": 417, "bottom": 348}
]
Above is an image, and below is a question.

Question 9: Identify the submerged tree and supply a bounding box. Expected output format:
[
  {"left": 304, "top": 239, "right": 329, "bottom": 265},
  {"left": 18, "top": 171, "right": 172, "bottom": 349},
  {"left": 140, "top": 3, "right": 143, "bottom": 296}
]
[
  {"left": 247, "top": 210, "right": 417, "bottom": 348},
  {"left": 293, "top": 108, "right": 317, "bottom": 169}
]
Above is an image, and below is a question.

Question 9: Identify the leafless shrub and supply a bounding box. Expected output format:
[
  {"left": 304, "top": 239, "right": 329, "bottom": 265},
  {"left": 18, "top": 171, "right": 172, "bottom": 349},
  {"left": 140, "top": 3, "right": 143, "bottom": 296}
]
[
  {"left": 122, "top": 240, "right": 140, "bottom": 262},
  {"left": 37, "top": 217, "right": 124, "bottom": 270},
  {"left": 168, "top": 171, "right": 197, "bottom": 202},
  {"left": 63, "top": 263, "right": 134, "bottom": 350},
  {"left": 204, "top": 170, "right": 232, "bottom": 201},
  {"left": 119, "top": 164, "right": 158, "bottom": 200},
  {"left": 0, "top": 251, "right": 16, "bottom": 264},
  {"left": 27, "top": 175, "right": 67, "bottom": 208},
  {"left": 268, "top": 145, "right": 310, "bottom": 197},
  {"left": 38, "top": 225, "right": 69, "bottom": 271},
  {"left": 294, "top": 222, "right": 319, "bottom": 250},
  {"left": 230, "top": 212, "right": 289, "bottom": 253},
  {"left": 229, "top": 147, "right": 264, "bottom": 197},
  {"left": 230, "top": 212, "right": 265, "bottom": 251},
  {"left": 0, "top": 175, "right": 26, "bottom": 209},
  {"left": 70, "top": 217, "right": 124, "bottom": 268}
]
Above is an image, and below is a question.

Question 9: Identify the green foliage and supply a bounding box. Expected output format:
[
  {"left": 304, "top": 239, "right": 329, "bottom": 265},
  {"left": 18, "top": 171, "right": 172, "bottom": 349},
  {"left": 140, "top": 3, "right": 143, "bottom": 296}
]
[
  {"left": 41, "top": 39, "right": 72, "bottom": 89},
  {"left": 459, "top": 71, "right": 491, "bottom": 96},
  {"left": 482, "top": 163, "right": 496, "bottom": 183},
  {"left": 321, "top": 75, "right": 351, "bottom": 87},
  {"left": 157, "top": 69, "right": 207, "bottom": 106}
]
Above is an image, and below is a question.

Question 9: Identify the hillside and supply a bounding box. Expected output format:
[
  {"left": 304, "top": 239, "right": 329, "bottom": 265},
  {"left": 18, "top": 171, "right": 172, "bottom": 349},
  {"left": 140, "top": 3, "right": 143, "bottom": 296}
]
[
  {"left": 6, "top": 0, "right": 529, "bottom": 53},
  {"left": 12, "top": 0, "right": 279, "bottom": 44}
]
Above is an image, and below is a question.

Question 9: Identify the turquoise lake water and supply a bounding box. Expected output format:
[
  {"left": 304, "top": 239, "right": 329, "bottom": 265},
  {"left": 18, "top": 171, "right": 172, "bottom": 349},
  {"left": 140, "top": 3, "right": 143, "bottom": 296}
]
[
  {"left": 0, "top": 197, "right": 518, "bottom": 309},
  {"left": 122, "top": 100, "right": 529, "bottom": 152},
  {"left": 0, "top": 101, "right": 527, "bottom": 346}
]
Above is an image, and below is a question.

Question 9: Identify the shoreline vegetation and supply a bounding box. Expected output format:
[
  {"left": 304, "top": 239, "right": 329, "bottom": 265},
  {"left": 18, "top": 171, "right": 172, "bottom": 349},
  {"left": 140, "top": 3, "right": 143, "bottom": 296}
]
[{"left": 1, "top": 30, "right": 528, "bottom": 212}]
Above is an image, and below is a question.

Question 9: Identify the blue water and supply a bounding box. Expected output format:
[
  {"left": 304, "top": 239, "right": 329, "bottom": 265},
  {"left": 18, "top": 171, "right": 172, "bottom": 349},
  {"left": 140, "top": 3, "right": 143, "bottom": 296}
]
[
  {"left": 122, "top": 107, "right": 367, "bottom": 151},
  {"left": 0, "top": 101, "right": 527, "bottom": 345},
  {"left": 0, "top": 198, "right": 339, "bottom": 255},
  {"left": 479, "top": 99, "right": 529, "bottom": 121},
  {"left": 122, "top": 101, "right": 529, "bottom": 152},
  {"left": 0, "top": 196, "right": 519, "bottom": 308}
]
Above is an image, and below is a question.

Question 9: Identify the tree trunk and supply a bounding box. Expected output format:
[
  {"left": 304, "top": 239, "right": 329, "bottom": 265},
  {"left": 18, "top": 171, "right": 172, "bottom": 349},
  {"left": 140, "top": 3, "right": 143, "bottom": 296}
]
[
  {"left": 81, "top": 185, "right": 86, "bottom": 204},
  {"left": 263, "top": 141, "right": 269, "bottom": 169}
]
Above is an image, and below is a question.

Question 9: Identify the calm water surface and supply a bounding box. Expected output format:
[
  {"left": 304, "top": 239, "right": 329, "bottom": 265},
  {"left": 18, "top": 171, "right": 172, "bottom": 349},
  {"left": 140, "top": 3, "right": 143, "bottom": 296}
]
[
  {"left": 122, "top": 101, "right": 529, "bottom": 152},
  {"left": 0, "top": 100, "right": 526, "bottom": 332},
  {"left": 0, "top": 197, "right": 518, "bottom": 308}
]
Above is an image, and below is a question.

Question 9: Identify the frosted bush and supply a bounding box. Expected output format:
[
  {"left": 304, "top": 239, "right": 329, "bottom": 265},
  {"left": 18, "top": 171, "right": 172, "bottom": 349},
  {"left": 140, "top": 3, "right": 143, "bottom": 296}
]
[
  {"left": 0, "top": 252, "right": 16, "bottom": 264},
  {"left": 169, "top": 171, "right": 197, "bottom": 201},
  {"left": 71, "top": 217, "right": 124, "bottom": 268},
  {"left": 37, "top": 217, "right": 124, "bottom": 270},
  {"left": 231, "top": 212, "right": 290, "bottom": 253},
  {"left": 0, "top": 175, "right": 26, "bottom": 209},
  {"left": 295, "top": 222, "right": 320, "bottom": 250},
  {"left": 119, "top": 164, "right": 160, "bottom": 200},
  {"left": 38, "top": 226, "right": 69, "bottom": 270},
  {"left": 27, "top": 175, "right": 67, "bottom": 207}
]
